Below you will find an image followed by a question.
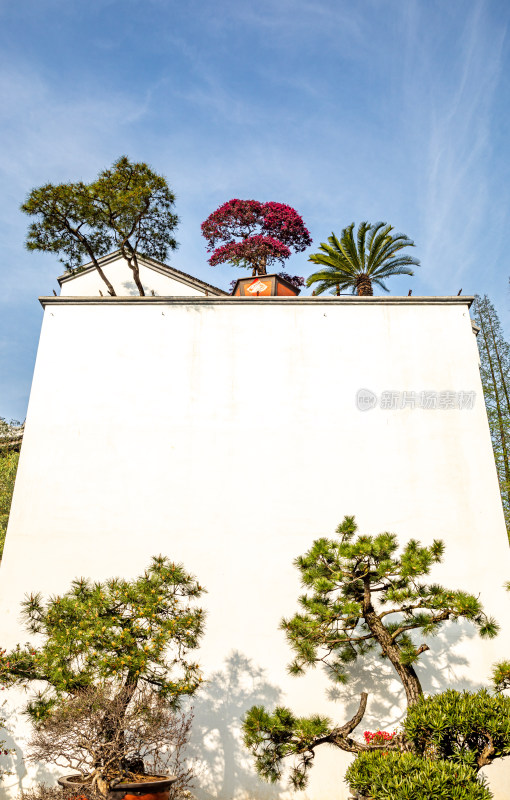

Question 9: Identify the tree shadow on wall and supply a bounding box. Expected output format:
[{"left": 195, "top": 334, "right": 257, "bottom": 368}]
[
  {"left": 0, "top": 703, "right": 28, "bottom": 795},
  {"left": 1, "top": 698, "right": 62, "bottom": 794},
  {"left": 324, "top": 621, "right": 481, "bottom": 731},
  {"left": 188, "top": 651, "right": 284, "bottom": 800}
]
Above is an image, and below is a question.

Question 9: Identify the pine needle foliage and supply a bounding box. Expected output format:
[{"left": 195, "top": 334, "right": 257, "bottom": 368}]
[
  {"left": 491, "top": 581, "right": 510, "bottom": 692},
  {"left": 242, "top": 516, "right": 498, "bottom": 788},
  {"left": 306, "top": 221, "right": 419, "bottom": 296},
  {"left": 283, "top": 516, "right": 496, "bottom": 701},
  {"left": 0, "top": 556, "right": 205, "bottom": 721},
  {"left": 21, "top": 156, "right": 179, "bottom": 296}
]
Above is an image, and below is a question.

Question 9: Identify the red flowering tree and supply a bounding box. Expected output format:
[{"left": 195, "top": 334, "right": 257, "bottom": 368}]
[{"left": 201, "top": 200, "right": 312, "bottom": 276}]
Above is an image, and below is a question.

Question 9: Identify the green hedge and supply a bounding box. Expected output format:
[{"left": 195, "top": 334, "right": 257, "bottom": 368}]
[
  {"left": 345, "top": 751, "right": 492, "bottom": 800},
  {"left": 404, "top": 689, "right": 510, "bottom": 769}
]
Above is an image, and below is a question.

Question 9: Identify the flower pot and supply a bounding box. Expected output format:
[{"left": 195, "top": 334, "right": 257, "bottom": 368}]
[
  {"left": 232, "top": 274, "right": 301, "bottom": 297},
  {"left": 58, "top": 773, "right": 177, "bottom": 800}
]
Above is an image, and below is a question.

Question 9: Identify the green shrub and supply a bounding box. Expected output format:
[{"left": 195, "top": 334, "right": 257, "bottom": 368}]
[
  {"left": 404, "top": 689, "right": 510, "bottom": 770},
  {"left": 345, "top": 751, "right": 492, "bottom": 800}
]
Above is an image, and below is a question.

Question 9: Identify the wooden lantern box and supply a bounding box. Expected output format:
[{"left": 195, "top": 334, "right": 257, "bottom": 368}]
[{"left": 231, "top": 274, "right": 301, "bottom": 297}]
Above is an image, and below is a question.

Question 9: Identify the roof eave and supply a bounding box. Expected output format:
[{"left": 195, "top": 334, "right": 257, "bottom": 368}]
[{"left": 56, "top": 250, "right": 228, "bottom": 296}]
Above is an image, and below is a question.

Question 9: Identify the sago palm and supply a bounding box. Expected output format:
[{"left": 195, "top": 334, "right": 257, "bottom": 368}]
[{"left": 306, "top": 221, "right": 419, "bottom": 296}]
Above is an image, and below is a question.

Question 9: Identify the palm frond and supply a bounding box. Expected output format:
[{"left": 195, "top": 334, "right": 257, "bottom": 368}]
[
  {"left": 369, "top": 235, "right": 418, "bottom": 272},
  {"left": 365, "top": 221, "right": 386, "bottom": 253},
  {"left": 307, "top": 221, "right": 420, "bottom": 296},
  {"left": 371, "top": 258, "right": 417, "bottom": 278},
  {"left": 356, "top": 221, "right": 370, "bottom": 270},
  {"left": 339, "top": 224, "right": 362, "bottom": 274},
  {"left": 366, "top": 224, "right": 393, "bottom": 270}
]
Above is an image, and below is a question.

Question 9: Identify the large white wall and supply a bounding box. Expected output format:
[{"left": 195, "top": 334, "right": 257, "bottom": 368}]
[{"left": 0, "top": 295, "right": 509, "bottom": 800}]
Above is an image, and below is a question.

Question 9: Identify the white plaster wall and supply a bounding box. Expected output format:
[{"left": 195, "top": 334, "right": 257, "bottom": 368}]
[
  {"left": 0, "top": 297, "right": 509, "bottom": 800},
  {"left": 59, "top": 256, "right": 215, "bottom": 297}
]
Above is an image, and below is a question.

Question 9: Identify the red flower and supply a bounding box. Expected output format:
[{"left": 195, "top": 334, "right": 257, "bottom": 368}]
[{"left": 363, "top": 729, "right": 396, "bottom": 745}]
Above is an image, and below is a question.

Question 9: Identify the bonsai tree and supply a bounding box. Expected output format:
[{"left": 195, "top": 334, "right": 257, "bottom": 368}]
[
  {"left": 242, "top": 516, "right": 498, "bottom": 789},
  {"left": 306, "top": 221, "right": 419, "bottom": 296},
  {"left": 201, "top": 199, "right": 312, "bottom": 276},
  {"left": 26, "top": 684, "right": 195, "bottom": 799},
  {"left": 21, "top": 156, "right": 179, "bottom": 297},
  {"left": 0, "top": 556, "right": 204, "bottom": 794}
]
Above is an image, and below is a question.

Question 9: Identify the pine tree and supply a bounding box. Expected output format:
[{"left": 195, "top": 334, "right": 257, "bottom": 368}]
[
  {"left": 472, "top": 295, "right": 510, "bottom": 540},
  {"left": 21, "top": 156, "right": 179, "bottom": 297},
  {"left": 242, "top": 517, "right": 498, "bottom": 789}
]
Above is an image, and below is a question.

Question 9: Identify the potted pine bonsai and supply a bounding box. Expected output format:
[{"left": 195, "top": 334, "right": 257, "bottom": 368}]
[{"left": 0, "top": 556, "right": 205, "bottom": 799}]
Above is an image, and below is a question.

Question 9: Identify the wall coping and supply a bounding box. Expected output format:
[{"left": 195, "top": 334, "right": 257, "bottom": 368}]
[{"left": 40, "top": 295, "right": 474, "bottom": 308}]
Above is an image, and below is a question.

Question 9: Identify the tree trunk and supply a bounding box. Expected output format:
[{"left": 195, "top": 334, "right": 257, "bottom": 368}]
[
  {"left": 71, "top": 228, "right": 116, "bottom": 296},
  {"left": 121, "top": 246, "right": 145, "bottom": 296},
  {"left": 356, "top": 275, "right": 373, "bottom": 296},
  {"left": 258, "top": 254, "right": 267, "bottom": 276},
  {"left": 362, "top": 578, "right": 423, "bottom": 706}
]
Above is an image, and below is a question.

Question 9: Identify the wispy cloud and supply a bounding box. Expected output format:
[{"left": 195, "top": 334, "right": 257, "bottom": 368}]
[{"left": 399, "top": 0, "right": 508, "bottom": 292}]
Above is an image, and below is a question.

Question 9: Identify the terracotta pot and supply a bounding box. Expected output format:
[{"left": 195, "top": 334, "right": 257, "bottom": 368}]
[{"left": 58, "top": 773, "right": 177, "bottom": 800}]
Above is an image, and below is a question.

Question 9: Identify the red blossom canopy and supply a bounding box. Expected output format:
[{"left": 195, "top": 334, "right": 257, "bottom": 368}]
[{"left": 201, "top": 199, "right": 312, "bottom": 276}]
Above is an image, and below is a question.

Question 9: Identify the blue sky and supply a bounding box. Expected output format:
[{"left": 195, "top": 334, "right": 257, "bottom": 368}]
[{"left": 1, "top": 0, "right": 509, "bottom": 421}]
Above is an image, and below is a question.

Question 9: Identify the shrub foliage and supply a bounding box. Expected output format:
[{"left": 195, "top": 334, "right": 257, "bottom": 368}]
[{"left": 345, "top": 751, "right": 491, "bottom": 800}]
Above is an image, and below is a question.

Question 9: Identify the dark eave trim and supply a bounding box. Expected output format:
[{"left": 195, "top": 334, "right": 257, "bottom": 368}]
[{"left": 40, "top": 295, "right": 474, "bottom": 308}]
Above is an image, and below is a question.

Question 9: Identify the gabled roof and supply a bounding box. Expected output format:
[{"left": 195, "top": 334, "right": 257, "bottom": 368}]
[{"left": 57, "top": 250, "right": 228, "bottom": 296}]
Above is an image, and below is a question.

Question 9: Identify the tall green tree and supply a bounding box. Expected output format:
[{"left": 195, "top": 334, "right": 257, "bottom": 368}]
[
  {"left": 243, "top": 516, "right": 498, "bottom": 789},
  {"left": 306, "top": 221, "right": 419, "bottom": 297},
  {"left": 21, "top": 156, "right": 179, "bottom": 297},
  {"left": 0, "top": 418, "right": 23, "bottom": 560},
  {"left": 472, "top": 295, "right": 510, "bottom": 540}
]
